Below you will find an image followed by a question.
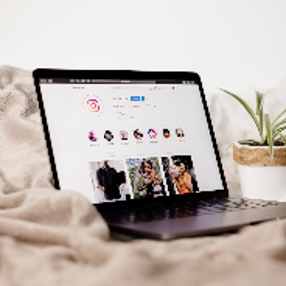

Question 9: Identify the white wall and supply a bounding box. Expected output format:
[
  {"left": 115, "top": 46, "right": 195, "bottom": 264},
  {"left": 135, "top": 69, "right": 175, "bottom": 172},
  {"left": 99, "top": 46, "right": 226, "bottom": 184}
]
[{"left": 1, "top": 0, "right": 286, "bottom": 93}]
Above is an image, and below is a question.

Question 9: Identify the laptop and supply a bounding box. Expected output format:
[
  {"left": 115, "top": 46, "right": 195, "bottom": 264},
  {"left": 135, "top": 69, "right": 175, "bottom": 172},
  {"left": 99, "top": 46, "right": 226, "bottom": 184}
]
[{"left": 33, "top": 69, "right": 286, "bottom": 240}]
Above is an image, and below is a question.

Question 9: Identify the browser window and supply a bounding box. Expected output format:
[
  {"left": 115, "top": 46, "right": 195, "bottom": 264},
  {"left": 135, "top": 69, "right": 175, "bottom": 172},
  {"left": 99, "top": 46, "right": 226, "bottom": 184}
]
[{"left": 39, "top": 80, "right": 223, "bottom": 204}]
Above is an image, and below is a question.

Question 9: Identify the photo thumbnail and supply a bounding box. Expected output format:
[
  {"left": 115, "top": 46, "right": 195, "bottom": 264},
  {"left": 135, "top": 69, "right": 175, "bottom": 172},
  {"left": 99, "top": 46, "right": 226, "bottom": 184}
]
[
  {"left": 126, "top": 157, "right": 166, "bottom": 199},
  {"left": 89, "top": 160, "right": 131, "bottom": 203},
  {"left": 134, "top": 129, "right": 143, "bottom": 140},
  {"left": 161, "top": 155, "right": 199, "bottom": 195},
  {"left": 175, "top": 128, "right": 184, "bottom": 138}
]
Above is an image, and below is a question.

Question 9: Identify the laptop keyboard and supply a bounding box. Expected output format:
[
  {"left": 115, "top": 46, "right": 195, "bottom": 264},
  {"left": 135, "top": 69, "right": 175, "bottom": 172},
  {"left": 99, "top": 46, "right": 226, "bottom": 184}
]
[{"left": 102, "top": 198, "right": 279, "bottom": 224}]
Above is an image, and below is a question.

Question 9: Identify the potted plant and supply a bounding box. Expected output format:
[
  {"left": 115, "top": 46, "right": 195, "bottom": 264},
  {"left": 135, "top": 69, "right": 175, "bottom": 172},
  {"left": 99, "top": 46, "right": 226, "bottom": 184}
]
[{"left": 220, "top": 89, "right": 286, "bottom": 201}]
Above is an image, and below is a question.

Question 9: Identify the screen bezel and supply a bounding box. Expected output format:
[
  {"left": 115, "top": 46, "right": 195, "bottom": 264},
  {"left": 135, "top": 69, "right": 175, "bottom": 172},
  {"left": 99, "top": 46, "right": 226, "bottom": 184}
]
[{"left": 33, "top": 69, "right": 229, "bottom": 208}]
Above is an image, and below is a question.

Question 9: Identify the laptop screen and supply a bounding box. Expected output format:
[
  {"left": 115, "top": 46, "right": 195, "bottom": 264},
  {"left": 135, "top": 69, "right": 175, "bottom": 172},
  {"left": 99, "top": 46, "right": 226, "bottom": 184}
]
[{"left": 38, "top": 74, "right": 224, "bottom": 204}]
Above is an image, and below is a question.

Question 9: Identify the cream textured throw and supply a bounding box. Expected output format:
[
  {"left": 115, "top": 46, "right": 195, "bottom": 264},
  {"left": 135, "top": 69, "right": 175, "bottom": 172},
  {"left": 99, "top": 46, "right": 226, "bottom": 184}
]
[{"left": 0, "top": 66, "right": 286, "bottom": 286}]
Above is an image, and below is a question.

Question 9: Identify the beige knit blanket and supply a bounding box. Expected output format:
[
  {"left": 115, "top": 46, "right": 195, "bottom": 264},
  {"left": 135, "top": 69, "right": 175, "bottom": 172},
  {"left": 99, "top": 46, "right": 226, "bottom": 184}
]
[{"left": 0, "top": 66, "right": 286, "bottom": 286}]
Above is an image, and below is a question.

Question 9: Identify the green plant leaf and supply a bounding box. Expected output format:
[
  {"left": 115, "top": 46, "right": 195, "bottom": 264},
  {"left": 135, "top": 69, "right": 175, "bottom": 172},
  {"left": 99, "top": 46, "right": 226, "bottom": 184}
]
[
  {"left": 239, "top": 139, "right": 262, "bottom": 145},
  {"left": 265, "top": 113, "right": 273, "bottom": 160},
  {"left": 272, "top": 108, "right": 286, "bottom": 126},
  {"left": 220, "top": 89, "right": 260, "bottom": 134},
  {"left": 273, "top": 125, "right": 286, "bottom": 140},
  {"left": 256, "top": 91, "right": 264, "bottom": 114},
  {"left": 273, "top": 118, "right": 286, "bottom": 133},
  {"left": 256, "top": 91, "right": 264, "bottom": 143},
  {"left": 259, "top": 107, "right": 264, "bottom": 143},
  {"left": 224, "top": 143, "right": 233, "bottom": 153},
  {"left": 279, "top": 133, "right": 286, "bottom": 147}
]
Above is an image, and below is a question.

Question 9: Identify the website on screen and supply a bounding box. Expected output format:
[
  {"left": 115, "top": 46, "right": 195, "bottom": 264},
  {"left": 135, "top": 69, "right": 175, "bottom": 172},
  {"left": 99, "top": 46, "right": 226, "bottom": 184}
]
[{"left": 40, "top": 81, "right": 223, "bottom": 204}]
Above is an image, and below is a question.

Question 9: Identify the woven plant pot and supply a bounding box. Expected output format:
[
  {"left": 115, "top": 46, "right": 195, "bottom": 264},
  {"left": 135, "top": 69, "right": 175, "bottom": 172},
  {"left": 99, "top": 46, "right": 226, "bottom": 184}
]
[{"left": 233, "top": 142, "right": 286, "bottom": 201}]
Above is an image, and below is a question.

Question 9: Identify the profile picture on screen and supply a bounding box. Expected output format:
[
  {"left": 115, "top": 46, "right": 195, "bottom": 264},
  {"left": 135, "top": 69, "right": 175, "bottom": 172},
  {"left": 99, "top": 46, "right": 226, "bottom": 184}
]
[
  {"left": 120, "top": 130, "right": 128, "bottom": 140},
  {"left": 88, "top": 131, "right": 97, "bottom": 142},
  {"left": 134, "top": 129, "right": 143, "bottom": 140},
  {"left": 163, "top": 128, "right": 170, "bottom": 139},
  {"left": 148, "top": 128, "right": 157, "bottom": 139},
  {"left": 104, "top": 130, "right": 114, "bottom": 142},
  {"left": 175, "top": 128, "right": 184, "bottom": 138}
]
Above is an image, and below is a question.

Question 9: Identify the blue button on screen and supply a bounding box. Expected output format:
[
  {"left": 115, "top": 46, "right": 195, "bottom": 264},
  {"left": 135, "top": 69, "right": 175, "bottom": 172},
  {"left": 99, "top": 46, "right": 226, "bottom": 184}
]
[{"left": 130, "top": 96, "right": 140, "bottom": 101}]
